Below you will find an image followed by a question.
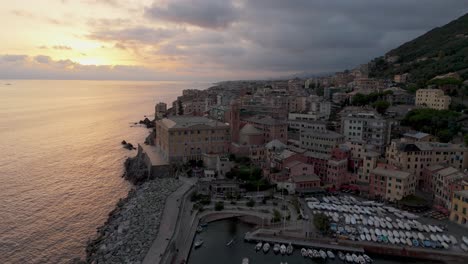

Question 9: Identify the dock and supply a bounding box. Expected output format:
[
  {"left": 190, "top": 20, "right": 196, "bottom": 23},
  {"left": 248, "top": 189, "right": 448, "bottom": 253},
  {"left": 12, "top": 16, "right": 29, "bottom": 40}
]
[{"left": 244, "top": 229, "right": 365, "bottom": 253}]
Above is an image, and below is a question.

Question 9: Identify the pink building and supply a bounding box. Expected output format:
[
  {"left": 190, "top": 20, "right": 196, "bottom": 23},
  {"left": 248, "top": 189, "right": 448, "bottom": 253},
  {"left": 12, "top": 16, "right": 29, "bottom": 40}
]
[
  {"left": 305, "top": 151, "right": 329, "bottom": 182},
  {"left": 293, "top": 174, "right": 321, "bottom": 193}
]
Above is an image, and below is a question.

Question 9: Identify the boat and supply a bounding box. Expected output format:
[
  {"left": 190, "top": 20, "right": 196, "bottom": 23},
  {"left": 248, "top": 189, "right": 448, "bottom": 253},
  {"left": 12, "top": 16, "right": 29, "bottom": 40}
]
[
  {"left": 273, "top": 244, "right": 280, "bottom": 254},
  {"left": 319, "top": 249, "right": 327, "bottom": 259},
  {"left": 301, "top": 248, "right": 307, "bottom": 257},
  {"left": 351, "top": 253, "right": 358, "bottom": 263},
  {"left": 263, "top": 243, "right": 270, "bottom": 253},
  {"left": 461, "top": 243, "right": 468, "bottom": 252},
  {"left": 388, "top": 236, "right": 395, "bottom": 244},
  {"left": 368, "top": 219, "right": 374, "bottom": 226},
  {"left": 377, "top": 236, "right": 383, "bottom": 243},
  {"left": 280, "top": 244, "right": 287, "bottom": 255},
  {"left": 371, "top": 234, "right": 377, "bottom": 242},
  {"left": 345, "top": 253, "right": 353, "bottom": 262},
  {"left": 399, "top": 231, "right": 406, "bottom": 238},
  {"left": 394, "top": 237, "right": 400, "bottom": 244},
  {"left": 412, "top": 239, "right": 419, "bottom": 247},
  {"left": 374, "top": 221, "right": 380, "bottom": 228},
  {"left": 386, "top": 216, "right": 392, "bottom": 222},
  {"left": 442, "top": 234, "right": 450, "bottom": 243},
  {"left": 363, "top": 254, "right": 373, "bottom": 263},
  {"left": 327, "top": 250, "right": 335, "bottom": 259},
  {"left": 255, "top": 242, "right": 263, "bottom": 251},
  {"left": 423, "top": 240, "right": 432, "bottom": 248},
  {"left": 242, "top": 258, "right": 249, "bottom": 264},
  {"left": 418, "top": 233, "right": 425, "bottom": 240},
  {"left": 436, "top": 234, "right": 444, "bottom": 243},
  {"left": 429, "top": 225, "right": 436, "bottom": 233},
  {"left": 196, "top": 226, "right": 203, "bottom": 233},
  {"left": 360, "top": 234, "right": 366, "bottom": 241},
  {"left": 351, "top": 217, "right": 356, "bottom": 225},
  {"left": 423, "top": 225, "right": 430, "bottom": 233},
  {"left": 363, "top": 218, "right": 368, "bottom": 225},
  {"left": 200, "top": 222, "right": 208, "bottom": 227},
  {"left": 382, "top": 230, "right": 388, "bottom": 236},
  {"left": 405, "top": 231, "right": 412, "bottom": 239},
  {"left": 338, "top": 251, "right": 346, "bottom": 261},
  {"left": 463, "top": 236, "right": 468, "bottom": 245},
  {"left": 393, "top": 230, "right": 399, "bottom": 237},
  {"left": 307, "top": 249, "right": 313, "bottom": 258},
  {"left": 375, "top": 229, "right": 381, "bottom": 236},
  {"left": 313, "top": 249, "right": 320, "bottom": 259},
  {"left": 357, "top": 255, "right": 366, "bottom": 264},
  {"left": 392, "top": 222, "right": 399, "bottom": 229},
  {"left": 286, "top": 243, "right": 293, "bottom": 255},
  {"left": 434, "top": 225, "right": 443, "bottom": 232},
  {"left": 449, "top": 235, "right": 458, "bottom": 244},
  {"left": 366, "top": 234, "right": 371, "bottom": 241},
  {"left": 194, "top": 239, "right": 204, "bottom": 248},
  {"left": 406, "top": 238, "right": 412, "bottom": 246},
  {"left": 226, "top": 238, "right": 235, "bottom": 246},
  {"left": 441, "top": 242, "right": 449, "bottom": 249},
  {"left": 398, "top": 222, "right": 405, "bottom": 229},
  {"left": 382, "top": 236, "right": 388, "bottom": 243},
  {"left": 386, "top": 222, "right": 393, "bottom": 229},
  {"left": 404, "top": 223, "right": 411, "bottom": 230},
  {"left": 430, "top": 234, "right": 437, "bottom": 241},
  {"left": 363, "top": 227, "right": 369, "bottom": 234}
]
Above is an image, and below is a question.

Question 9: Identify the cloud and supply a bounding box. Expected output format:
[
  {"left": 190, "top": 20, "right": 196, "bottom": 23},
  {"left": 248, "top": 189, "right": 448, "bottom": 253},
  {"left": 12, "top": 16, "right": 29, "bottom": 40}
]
[
  {"left": 88, "top": 26, "right": 184, "bottom": 45},
  {"left": 34, "top": 55, "right": 52, "bottom": 64},
  {"left": 52, "top": 45, "right": 72, "bottom": 50},
  {"left": 145, "top": 0, "right": 239, "bottom": 29}
]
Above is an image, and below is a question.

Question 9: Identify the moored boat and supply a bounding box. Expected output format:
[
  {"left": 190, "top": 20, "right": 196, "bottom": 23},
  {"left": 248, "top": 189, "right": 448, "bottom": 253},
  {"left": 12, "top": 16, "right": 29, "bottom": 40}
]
[
  {"left": 255, "top": 242, "right": 263, "bottom": 251},
  {"left": 194, "top": 239, "right": 204, "bottom": 248},
  {"left": 345, "top": 253, "right": 353, "bottom": 262},
  {"left": 319, "top": 249, "right": 327, "bottom": 259},
  {"left": 463, "top": 236, "right": 468, "bottom": 245},
  {"left": 301, "top": 248, "right": 307, "bottom": 257},
  {"left": 242, "top": 258, "right": 249, "bottom": 264},
  {"left": 327, "top": 250, "right": 335, "bottom": 259},
  {"left": 273, "top": 243, "right": 280, "bottom": 254},
  {"left": 286, "top": 243, "right": 293, "bottom": 255},
  {"left": 263, "top": 243, "right": 270, "bottom": 253},
  {"left": 449, "top": 235, "right": 457, "bottom": 244},
  {"left": 338, "top": 251, "right": 345, "bottom": 261},
  {"left": 280, "top": 244, "right": 287, "bottom": 255}
]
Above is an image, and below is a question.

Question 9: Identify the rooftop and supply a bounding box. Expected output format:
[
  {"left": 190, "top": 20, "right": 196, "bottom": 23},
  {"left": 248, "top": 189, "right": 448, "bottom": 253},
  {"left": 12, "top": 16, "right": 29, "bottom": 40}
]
[
  {"left": 301, "top": 130, "right": 344, "bottom": 139},
  {"left": 265, "top": 139, "right": 287, "bottom": 150},
  {"left": 403, "top": 131, "right": 431, "bottom": 140},
  {"left": 244, "top": 115, "right": 286, "bottom": 126},
  {"left": 455, "top": 190, "right": 468, "bottom": 199},
  {"left": 436, "top": 167, "right": 460, "bottom": 177},
  {"left": 240, "top": 124, "right": 263, "bottom": 135},
  {"left": 160, "top": 116, "right": 229, "bottom": 129},
  {"left": 371, "top": 167, "right": 411, "bottom": 180}
]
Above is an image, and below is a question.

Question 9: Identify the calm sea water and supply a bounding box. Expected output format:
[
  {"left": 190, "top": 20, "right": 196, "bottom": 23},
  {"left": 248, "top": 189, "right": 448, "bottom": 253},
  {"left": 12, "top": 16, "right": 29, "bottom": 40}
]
[
  {"left": 188, "top": 219, "right": 429, "bottom": 264},
  {"left": 0, "top": 80, "right": 209, "bottom": 263}
]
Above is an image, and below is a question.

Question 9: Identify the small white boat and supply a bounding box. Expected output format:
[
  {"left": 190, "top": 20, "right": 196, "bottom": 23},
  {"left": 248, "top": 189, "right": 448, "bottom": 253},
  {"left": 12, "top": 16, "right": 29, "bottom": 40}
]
[
  {"left": 392, "top": 222, "right": 399, "bottom": 229},
  {"left": 399, "top": 231, "right": 406, "bottom": 238},
  {"left": 449, "top": 235, "right": 458, "bottom": 244},
  {"left": 273, "top": 244, "right": 280, "bottom": 254},
  {"left": 434, "top": 225, "right": 443, "bottom": 232},
  {"left": 441, "top": 242, "right": 449, "bottom": 249},
  {"left": 429, "top": 225, "right": 436, "bottom": 233},
  {"left": 386, "top": 216, "right": 392, "bottom": 222},
  {"left": 370, "top": 228, "right": 375, "bottom": 235},
  {"left": 398, "top": 222, "right": 405, "bottom": 229},
  {"left": 363, "top": 218, "right": 368, "bottom": 225},
  {"left": 418, "top": 233, "right": 425, "bottom": 240},
  {"left": 386, "top": 222, "right": 393, "bottom": 229},
  {"left": 307, "top": 249, "right": 313, "bottom": 258},
  {"left": 242, "top": 258, "right": 249, "bottom": 264},
  {"left": 280, "top": 244, "right": 287, "bottom": 255},
  {"left": 301, "top": 248, "right": 307, "bottom": 257},
  {"left": 388, "top": 236, "right": 395, "bottom": 244},
  {"left": 255, "top": 242, "right": 263, "bottom": 251},
  {"left": 319, "top": 249, "right": 327, "bottom": 259},
  {"left": 463, "top": 236, "right": 468, "bottom": 245},
  {"left": 404, "top": 223, "right": 411, "bottom": 230},
  {"left": 412, "top": 232, "right": 418, "bottom": 240},
  {"left": 461, "top": 243, "right": 468, "bottom": 252},
  {"left": 406, "top": 238, "right": 412, "bottom": 246},
  {"left": 286, "top": 243, "right": 293, "bottom": 255},
  {"left": 360, "top": 234, "right": 366, "bottom": 241},
  {"left": 338, "top": 251, "right": 346, "bottom": 261},
  {"left": 194, "top": 239, "right": 204, "bottom": 248},
  {"left": 368, "top": 219, "right": 374, "bottom": 226},
  {"left": 375, "top": 229, "right": 381, "bottom": 236},
  {"left": 327, "top": 250, "right": 335, "bottom": 259},
  {"left": 423, "top": 225, "right": 431, "bottom": 233},
  {"left": 366, "top": 234, "right": 371, "bottom": 241},
  {"left": 393, "top": 230, "right": 399, "bottom": 237},
  {"left": 351, "top": 217, "right": 356, "bottom": 225},
  {"left": 345, "top": 253, "right": 353, "bottom": 262},
  {"left": 430, "top": 234, "right": 437, "bottom": 241},
  {"left": 374, "top": 221, "right": 380, "bottom": 228},
  {"left": 382, "top": 230, "right": 388, "bottom": 236},
  {"left": 263, "top": 243, "right": 270, "bottom": 253},
  {"left": 405, "top": 231, "right": 412, "bottom": 239},
  {"left": 436, "top": 234, "right": 444, "bottom": 243},
  {"left": 394, "top": 237, "right": 400, "bottom": 244},
  {"left": 442, "top": 234, "right": 450, "bottom": 243},
  {"left": 371, "top": 234, "right": 377, "bottom": 242},
  {"left": 351, "top": 253, "right": 358, "bottom": 263}
]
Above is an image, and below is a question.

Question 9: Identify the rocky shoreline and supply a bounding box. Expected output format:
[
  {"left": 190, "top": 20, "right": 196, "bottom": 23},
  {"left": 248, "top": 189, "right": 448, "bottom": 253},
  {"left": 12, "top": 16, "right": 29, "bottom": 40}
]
[{"left": 85, "top": 178, "right": 181, "bottom": 264}]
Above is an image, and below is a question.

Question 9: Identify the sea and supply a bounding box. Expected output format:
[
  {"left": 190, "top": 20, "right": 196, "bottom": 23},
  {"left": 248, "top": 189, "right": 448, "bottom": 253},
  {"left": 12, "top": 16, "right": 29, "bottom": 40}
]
[{"left": 0, "top": 80, "right": 209, "bottom": 263}]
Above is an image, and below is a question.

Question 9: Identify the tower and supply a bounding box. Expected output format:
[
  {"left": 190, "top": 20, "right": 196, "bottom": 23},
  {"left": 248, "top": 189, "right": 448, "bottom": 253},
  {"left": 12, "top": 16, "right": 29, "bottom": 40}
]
[{"left": 229, "top": 100, "right": 240, "bottom": 144}]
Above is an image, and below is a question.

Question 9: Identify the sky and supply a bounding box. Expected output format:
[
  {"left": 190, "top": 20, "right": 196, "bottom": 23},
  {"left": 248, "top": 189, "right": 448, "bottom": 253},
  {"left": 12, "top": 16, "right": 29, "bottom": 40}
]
[{"left": 0, "top": 0, "right": 467, "bottom": 81}]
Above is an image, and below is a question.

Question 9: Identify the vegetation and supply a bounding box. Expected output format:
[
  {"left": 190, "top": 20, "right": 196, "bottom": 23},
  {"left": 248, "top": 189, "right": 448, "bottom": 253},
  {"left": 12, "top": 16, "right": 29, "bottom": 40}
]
[
  {"left": 313, "top": 213, "right": 330, "bottom": 234},
  {"left": 351, "top": 91, "right": 392, "bottom": 106},
  {"left": 246, "top": 199, "right": 255, "bottom": 207},
  {"left": 291, "top": 197, "right": 301, "bottom": 214},
  {"left": 230, "top": 164, "right": 274, "bottom": 192},
  {"left": 214, "top": 201, "right": 224, "bottom": 211},
  {"left": 369, "top": 13, "right": 468, "bottom": 86},
  {"left": 372, "top": 100, "right": 391, "bottom": 114},
  {"left": 272, "top": 209, "right": 282, "bottom": 223},
  {"left": 401, "top": 108, "right": 461, "bottom": 142}
]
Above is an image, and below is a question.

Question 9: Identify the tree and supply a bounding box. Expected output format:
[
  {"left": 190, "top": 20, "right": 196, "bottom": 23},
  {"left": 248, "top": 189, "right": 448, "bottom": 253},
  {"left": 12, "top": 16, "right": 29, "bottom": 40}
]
[
  {"left": 246, "top": 199, "right": 255, "bottom": 207},
  {"left": 372, "top": 100, "right": 390, "bottom": 114},
  {"left": 214, "top": 201, "right": 224, "bottom": 211},
  {"left": 464, "top": 134, "right": 468, "bottom": 146},
  {"left": 272, "top": 209, "right": 282, "bottom": 223},
  {"left": 313, "top": 213, "right": 330, "bottom": 234},
  {"left": 177, "top": 100, "right": 184, "bottom": 115}
]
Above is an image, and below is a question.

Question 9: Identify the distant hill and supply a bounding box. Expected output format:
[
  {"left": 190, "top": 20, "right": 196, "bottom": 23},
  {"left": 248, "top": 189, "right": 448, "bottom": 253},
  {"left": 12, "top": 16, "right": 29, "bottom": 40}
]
[{"left": 369, "top": 13, "right": 468, "bottom": 86}]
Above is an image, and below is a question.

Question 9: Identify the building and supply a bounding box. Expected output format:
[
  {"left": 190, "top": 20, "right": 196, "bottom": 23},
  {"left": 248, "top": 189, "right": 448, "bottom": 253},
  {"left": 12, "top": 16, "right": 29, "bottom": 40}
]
[
  {"left": 155, "top": 116, "right": 230, "bottom": 162},
  {"left": 340, "top": 110, "right": 390, "bottom": 153},
  {"left": 386, "top": 139, "right": 468, "bottom": 187},
  {"left": 293, "top": 174, "right": 321, "bottom": 194},
  {"left": 244, "top": 115, "right": 288, "bottom": 144},
  {"left": 421, "top": 166, "right": 468, "bottom": 210},
  {"left": 155, "top": 102, "right": 167, "bottom": 119},
  {"left": 300, "top": 130, "right": 345, "bottom": 155},
  {"left": 403, "top": 131, "right": 436, "bottom": 142},
  {"left": 394, "top": 73, "right": 410, "bottom": 83},
  {"left": 415, "top": 89, "right": 451, "bottom": 110},
  {"left": 369, "top": 164, "right": 416, "bottom": 201},
  {"left": 450, "top": 189, "right": 468, "bottom": 226}
]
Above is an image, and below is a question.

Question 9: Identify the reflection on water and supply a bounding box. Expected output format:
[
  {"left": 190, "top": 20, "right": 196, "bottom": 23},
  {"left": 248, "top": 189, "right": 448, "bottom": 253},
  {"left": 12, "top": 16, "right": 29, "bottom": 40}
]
[{"left": 188, "top": 219, "right": 431, "bottom": 264}]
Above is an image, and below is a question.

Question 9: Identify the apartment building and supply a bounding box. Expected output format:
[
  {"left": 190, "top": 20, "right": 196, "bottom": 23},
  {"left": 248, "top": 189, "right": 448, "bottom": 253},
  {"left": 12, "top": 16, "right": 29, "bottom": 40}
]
[
  {"left": 244, "top": 115, "right": 288, "bottom": 144},
  {"left": 415, "top": 89, "right": 451, "bottom": 110},
  {"left": 421, "top": 165, "right": 468, "bottom": 210},
  {"left": 340, "top": 110, "right": 390, "bottom": 153},
  {"left": 386, "top": 139, "right": 468, "bottom": 187},
  {"left": 300, "top": 130, "right": 345, "bottom": 155},
  {"left": 450, "top": 189, "right": 468, "bottom": 226},
  {"left": 369, "top": 164, "right": 416, "bottom": 201},
  {"left": 155, "top": 116, "right": 230, "bottom": 162},
  {"left": 155, "top": 102, "right": 167, "bottom": 119}
]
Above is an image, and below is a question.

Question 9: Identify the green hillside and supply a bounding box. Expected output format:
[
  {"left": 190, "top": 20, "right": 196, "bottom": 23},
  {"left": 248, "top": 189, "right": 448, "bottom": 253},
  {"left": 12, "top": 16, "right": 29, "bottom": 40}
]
[{"left": 369, "top": 13, "right": 468, "bottom": 86}]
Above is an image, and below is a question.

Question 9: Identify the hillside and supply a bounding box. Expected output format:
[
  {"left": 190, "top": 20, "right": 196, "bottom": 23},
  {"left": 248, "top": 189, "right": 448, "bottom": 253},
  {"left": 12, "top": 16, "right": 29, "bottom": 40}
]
[{"left": 369, "top": 13, "right": 468, "bottom": 86}]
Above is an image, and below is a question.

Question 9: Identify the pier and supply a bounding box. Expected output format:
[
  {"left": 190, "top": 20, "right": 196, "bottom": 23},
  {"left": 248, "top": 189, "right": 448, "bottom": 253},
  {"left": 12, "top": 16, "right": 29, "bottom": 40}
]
[{"left": 244, "top": 229, "right": 365, "bottom": 253}]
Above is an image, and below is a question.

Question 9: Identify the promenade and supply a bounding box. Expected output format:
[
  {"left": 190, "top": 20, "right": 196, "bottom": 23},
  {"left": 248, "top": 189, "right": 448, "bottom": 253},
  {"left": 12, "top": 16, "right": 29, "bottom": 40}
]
[{"left": 143, "top": 177, "right": 196, "bottom": 264}]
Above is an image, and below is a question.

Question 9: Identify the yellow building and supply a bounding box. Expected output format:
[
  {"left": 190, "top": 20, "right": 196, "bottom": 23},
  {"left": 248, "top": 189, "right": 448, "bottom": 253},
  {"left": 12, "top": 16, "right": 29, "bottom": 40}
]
[
  {"left": 450, "top": 189, "right": 468, "bottom": 226},
  {"left": 386, "top": 139, "right": 468, "bottom": 187},
  {"left": 155, "top": 116, "right": 230, "bottom": 163},
  {"left": 415, "top": 89, "right": 451, "bottom": 110},
  {"left": 369, "top": 165, "right": 416, "bottom": 202}
]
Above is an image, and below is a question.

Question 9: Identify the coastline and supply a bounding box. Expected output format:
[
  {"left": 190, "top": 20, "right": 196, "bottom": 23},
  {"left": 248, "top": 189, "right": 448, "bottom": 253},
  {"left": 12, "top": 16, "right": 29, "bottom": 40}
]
[{"left": 85, "top": 177, "right": 181, "bottom": 263}]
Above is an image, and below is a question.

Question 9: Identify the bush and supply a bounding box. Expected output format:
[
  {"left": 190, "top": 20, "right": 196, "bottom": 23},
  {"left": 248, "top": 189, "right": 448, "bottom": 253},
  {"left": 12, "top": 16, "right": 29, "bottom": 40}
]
[
  {"left": 215, "top": 201, "right": 224, "bottom": 211},
  {"left": 246, "top": 199, "right": 255, "bottom": 207},
  {"left": 190, "top": 191, "right": 199, "bottom": 202},
  {"left": 272, "top": 209, "right": 282, "bottom": 223},
  {"left": 313, "top": 213, "right": 330, "bottom": 234},
  {"left": 200, "top": 196, "right": 211, "bottom": 205}
]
